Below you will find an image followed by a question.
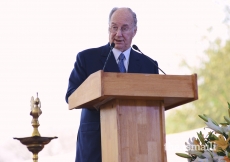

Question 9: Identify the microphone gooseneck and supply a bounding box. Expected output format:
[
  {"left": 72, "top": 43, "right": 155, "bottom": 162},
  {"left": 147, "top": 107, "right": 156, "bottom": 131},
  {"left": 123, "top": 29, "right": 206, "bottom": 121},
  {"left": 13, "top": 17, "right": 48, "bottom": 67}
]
[
  {"left": 103, "top": 43, "right": 115, "bottom": 71},
  {"left": 132, "top": 44, "right": 166, "bottom": 75}
]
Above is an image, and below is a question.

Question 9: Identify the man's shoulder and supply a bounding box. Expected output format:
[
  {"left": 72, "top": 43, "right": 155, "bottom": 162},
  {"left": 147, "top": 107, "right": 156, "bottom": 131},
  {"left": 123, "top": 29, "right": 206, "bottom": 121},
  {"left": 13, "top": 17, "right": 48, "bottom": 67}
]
[
  {"left": 79, "top": 43, "right": 109, "bottom": 55},
  {"left": 131, "top": 49, "right": 157, "bottom": 63},
  {"left": 130, "top": 49, "right": 159, "bottom": 73}
]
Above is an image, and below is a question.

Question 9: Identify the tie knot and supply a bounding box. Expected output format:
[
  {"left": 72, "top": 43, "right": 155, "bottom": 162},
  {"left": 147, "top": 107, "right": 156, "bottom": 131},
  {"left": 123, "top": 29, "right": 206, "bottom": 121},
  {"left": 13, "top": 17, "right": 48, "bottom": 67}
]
[{"left": 118, "top": 53, "right": 125, "bottom": 61}]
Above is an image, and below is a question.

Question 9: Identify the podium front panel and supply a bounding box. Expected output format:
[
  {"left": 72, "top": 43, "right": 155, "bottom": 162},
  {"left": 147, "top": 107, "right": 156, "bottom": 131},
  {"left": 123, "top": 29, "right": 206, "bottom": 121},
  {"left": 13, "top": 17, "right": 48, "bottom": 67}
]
[{"left": 100, "top": 99, "right": 167, "bottom": 162}]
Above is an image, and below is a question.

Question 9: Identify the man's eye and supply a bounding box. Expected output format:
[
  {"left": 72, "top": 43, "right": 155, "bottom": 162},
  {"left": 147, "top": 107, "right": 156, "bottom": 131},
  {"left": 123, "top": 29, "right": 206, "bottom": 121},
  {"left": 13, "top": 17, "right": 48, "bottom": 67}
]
[{"left": 122, "top": 27, "right": 129, "bottom": 31}]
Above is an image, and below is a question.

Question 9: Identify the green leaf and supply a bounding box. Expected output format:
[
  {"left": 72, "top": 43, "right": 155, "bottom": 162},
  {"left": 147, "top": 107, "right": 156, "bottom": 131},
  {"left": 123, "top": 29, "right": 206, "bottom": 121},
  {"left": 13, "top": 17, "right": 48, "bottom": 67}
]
[
  {"left": 209, "top": 117, "right": 219, "bottom": 126},
  {"left": 208, "top": 132, "right": 218, "bottom": 140},
  {"left": 224, "top": 116, "right": 230, "bottom": 124},
  {"left": 226, "top": 145, "right": 230, "bottom": 152},
  {"left": 217, "top": 151, "right": 226, "bottom": 156},
  {"left": 175, "top": 153, "right": 192, "bottom": 159},
  {"left": 198, "top": 114, "right": 208, "bottom": 122},
  {"left": 220, "top": 122, "right": 229, "bottom": 126},
  {"left": 212, "top": 134, "right": 219, "bottom": 140},
  {"left": 197, "top": 131, "right": 205, "bottom": 145}
]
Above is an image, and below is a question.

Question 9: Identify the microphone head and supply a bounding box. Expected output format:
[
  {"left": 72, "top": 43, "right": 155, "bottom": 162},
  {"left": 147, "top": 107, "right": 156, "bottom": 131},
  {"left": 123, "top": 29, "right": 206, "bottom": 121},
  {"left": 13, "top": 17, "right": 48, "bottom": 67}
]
[
  {"left": 110, "top": 43, "right": 115, "bottom": 49},
  {"left": 132, "top": 44, "right": 138, "bottom": 50}
]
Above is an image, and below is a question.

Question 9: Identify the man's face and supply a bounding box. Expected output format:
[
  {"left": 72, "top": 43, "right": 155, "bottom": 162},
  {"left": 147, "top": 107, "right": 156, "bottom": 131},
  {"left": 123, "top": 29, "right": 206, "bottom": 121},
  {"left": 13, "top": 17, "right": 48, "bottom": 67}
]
[{"left": 109, "top": 9, "right": 137, "bottom": 52}]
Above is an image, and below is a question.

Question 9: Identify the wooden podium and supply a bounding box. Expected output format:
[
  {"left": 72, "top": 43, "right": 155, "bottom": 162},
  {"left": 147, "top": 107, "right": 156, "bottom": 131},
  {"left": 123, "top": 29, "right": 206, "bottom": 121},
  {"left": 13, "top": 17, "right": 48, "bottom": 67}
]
[{"left": 68, "top": 70, "right": 198, "bottom": 162}]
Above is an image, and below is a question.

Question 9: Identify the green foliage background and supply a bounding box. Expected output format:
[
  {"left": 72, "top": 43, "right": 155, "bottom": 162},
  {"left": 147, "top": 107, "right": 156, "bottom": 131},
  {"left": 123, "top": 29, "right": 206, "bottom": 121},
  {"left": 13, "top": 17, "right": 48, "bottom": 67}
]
[{"left": 166, "top": 38, "right": 230, "bottom": 134}]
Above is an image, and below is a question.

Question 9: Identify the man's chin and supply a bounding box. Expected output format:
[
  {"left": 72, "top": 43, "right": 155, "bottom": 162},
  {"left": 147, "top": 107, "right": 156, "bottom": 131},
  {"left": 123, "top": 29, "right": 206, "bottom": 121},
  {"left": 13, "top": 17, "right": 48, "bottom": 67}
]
[{"left": 114, "top": 44, "right": 124, "bottom": 51}]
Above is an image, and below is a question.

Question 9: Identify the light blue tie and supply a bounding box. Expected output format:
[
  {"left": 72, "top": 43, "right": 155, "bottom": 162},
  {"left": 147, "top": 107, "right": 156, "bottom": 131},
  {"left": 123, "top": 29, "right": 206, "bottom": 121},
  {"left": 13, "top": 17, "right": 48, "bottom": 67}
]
[{"left": 118, "top": 53, "right": 126, "bottom": 73}]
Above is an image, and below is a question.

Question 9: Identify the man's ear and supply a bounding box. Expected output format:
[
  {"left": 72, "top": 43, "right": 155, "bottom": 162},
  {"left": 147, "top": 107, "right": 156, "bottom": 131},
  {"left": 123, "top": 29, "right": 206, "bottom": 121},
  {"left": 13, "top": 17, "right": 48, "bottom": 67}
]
[{"left": 133, "top": 26, "right": 137, "bottom": 37}]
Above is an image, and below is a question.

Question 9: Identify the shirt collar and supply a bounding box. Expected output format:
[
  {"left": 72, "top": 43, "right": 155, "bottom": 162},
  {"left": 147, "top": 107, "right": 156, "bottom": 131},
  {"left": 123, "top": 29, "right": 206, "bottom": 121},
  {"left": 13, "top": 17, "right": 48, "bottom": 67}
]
[{"left": 112, "top": 47, "right": 131, "bottom": 62}]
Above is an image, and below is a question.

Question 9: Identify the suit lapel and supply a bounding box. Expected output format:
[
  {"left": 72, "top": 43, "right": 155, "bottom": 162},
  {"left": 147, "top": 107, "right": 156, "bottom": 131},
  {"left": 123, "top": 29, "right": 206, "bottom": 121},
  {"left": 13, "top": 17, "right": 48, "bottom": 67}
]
[
  {"left": 128, "top": 49, "right": 141, "bottom": 73},
  {"left": 100, "top": 44, "right": 120, "bottom": 72},
  {"left": 100, "top": 44, "right": 141, "bottom": 73}
]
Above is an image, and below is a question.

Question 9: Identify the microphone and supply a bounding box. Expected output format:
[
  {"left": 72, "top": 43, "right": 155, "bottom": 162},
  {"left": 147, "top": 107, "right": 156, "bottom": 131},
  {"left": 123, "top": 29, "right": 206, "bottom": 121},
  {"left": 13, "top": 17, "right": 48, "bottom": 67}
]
[
  {"left": 103, "top": 43, "right": 115, "bottom": 71},
  {"left": 132, "top": 44, "right": 166, "bottom": 75}
]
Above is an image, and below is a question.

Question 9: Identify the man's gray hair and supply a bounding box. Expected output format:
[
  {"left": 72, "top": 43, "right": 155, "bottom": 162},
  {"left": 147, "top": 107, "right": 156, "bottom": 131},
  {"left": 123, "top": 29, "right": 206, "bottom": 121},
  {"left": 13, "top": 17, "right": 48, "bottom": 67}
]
[{"left": 109, "top": 7, "right": 137, "bottom": 27}]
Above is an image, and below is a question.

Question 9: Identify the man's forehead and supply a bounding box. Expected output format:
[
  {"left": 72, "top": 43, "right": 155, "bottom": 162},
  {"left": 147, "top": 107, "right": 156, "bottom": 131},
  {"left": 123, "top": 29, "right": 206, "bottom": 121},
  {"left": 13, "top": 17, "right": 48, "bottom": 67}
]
[
  {"left": 113, "top": 8, "right": 132, "bottom": 16},
  {"left": 110, "top": 22, "right": 130, "bottom": 26},
  {"left": 110, "top": 9, "right": 133, "bottom": 20}
]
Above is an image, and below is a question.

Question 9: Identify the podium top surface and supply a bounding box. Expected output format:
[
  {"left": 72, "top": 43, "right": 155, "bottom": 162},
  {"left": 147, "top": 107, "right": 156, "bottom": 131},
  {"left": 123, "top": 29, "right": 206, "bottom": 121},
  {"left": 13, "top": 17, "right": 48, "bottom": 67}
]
[{"left": 68, "top": 70, "right": 198, "bottom": 110}]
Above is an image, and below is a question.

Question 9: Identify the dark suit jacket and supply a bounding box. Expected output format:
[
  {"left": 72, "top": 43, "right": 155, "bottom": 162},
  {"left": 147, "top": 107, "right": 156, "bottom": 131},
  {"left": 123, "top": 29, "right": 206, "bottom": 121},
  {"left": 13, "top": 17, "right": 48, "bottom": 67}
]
[{"left": 66, "top": 43, "right": 159, "bottom": 162}]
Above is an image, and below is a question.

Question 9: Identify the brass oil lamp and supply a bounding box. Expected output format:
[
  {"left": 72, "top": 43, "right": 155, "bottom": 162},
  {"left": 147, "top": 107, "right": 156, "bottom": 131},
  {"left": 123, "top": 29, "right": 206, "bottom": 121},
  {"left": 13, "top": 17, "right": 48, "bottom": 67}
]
[{"left": 14, "top": 93, "right": 57, "bottom": 162}]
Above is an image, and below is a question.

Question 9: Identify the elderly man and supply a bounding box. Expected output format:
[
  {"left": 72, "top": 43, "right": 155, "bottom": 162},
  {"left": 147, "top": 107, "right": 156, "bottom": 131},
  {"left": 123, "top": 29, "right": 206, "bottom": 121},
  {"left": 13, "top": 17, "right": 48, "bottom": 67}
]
[{"left": 66, "top": 7, "right": 159, "bottom": 162}]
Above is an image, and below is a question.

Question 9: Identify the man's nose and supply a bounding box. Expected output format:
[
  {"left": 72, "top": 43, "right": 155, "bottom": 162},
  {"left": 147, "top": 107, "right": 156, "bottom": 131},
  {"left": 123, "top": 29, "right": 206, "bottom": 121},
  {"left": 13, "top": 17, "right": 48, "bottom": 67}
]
[{"left": 116, "top": 28, "right": 123, "bottom": 36}]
